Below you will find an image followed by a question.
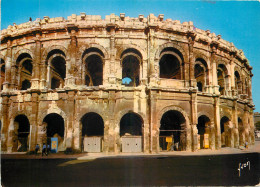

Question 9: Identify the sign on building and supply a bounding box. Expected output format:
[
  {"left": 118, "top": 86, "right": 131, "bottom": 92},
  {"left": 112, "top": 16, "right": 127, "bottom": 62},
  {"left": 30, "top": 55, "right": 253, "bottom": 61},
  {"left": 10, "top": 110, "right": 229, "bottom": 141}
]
[{"left": 51, "top": 137, "right": 58, "bottom": 153}]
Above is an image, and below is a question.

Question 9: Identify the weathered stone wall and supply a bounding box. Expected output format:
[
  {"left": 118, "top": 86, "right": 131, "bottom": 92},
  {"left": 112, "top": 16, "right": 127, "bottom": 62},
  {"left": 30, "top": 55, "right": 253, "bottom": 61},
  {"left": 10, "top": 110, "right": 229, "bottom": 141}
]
[{"left": 0, "top": 13, "right": 254, "bottom": 153}]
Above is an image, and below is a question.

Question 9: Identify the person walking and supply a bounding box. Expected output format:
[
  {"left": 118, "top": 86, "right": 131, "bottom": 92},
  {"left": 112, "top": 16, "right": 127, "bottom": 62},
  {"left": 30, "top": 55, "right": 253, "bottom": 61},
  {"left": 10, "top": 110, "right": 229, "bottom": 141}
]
[
  {"left": 245, "top": 141, "right": 248, "bottom": 149},
  {"left": 35, "top": 144, "right": 40, "bottom": 155},
  {"left": 42, "top": 144, "right": 47, "bottom": 156}
]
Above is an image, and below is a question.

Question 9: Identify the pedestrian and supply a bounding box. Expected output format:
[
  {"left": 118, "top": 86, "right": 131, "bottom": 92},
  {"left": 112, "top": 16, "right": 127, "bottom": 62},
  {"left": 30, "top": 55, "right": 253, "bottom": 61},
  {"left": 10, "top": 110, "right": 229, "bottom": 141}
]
[
  {"left": 245, "top": 141, "right": 248, "bottom": 149},
  {"left": 175, "top": 142, "right": 179, "bottom": 151},
  {"left": 35, "top": 144, "right": 39, "bottom": 155},
  {"left": 42, "top": 143, "right": 46, "bottom": 156},
  {"left": 47, "top": 144, "right": 50, "bottom": 156}
]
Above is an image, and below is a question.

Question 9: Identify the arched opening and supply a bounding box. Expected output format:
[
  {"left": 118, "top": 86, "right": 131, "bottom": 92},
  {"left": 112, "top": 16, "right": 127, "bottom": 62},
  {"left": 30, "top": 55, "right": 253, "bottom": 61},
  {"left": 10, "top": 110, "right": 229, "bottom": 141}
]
[
  {"left": 46, "top": 49, "right": 66, "bottom": 89},
  {"left": 43, "top": 113, "right": 65, "bottom": 151},
  {"left": 16, "top": 54, "right": 33, "bottom": 90},
  {"left": 0, "top": 59, "right": 5, "bottom": 91},
  {"left": 197, "top": 115, "right": 210, "bottom": 149},
  {"left": 122, "top": 56, "right": 140, "bottom": 86},
  {"left": 160, "top": 110, "right": 186, "bottom": 151},
  {"left": 14, "top": 115, "right": 30, "bottom": 152},
  {"left": 160, "top": 55, "right": 181, "bottom": 79},
  {"left": 84, "top": 55, "right": 103, "bottom": 86},
  {"left": 21, "top": 79, "right": 31, "bottom": 90},
  {"left": 81, "top": 112, "right": 104, "bottom": 152},
  {"left": 220, "top": 116, "right": 230, "bottom": 147},
  {"left": 121, "top": 49, "right": 142, "bottom": 87},
  {"left": 235, "top": 71, "right": 242, "bottom": 95},
  {"left": 82, "top": 48, "right": 104, "bottom": 87},
  {"left": 50, "top": 56, "right": 66, "bottom": 89},
  {"left": 217, "top": 64, "right": 228, "bottom": 95},
  {"left": 195, "top": 59, "right": 207, "bottom": 92},
  {"left": 120, "top": 112, "right": 143, "bottom": 152},
  {"left": 159, "top": 48, "right": 183, "bottom": 80},
  {"left": 238, "top": 117, "right": 244, "bottom": 146}
]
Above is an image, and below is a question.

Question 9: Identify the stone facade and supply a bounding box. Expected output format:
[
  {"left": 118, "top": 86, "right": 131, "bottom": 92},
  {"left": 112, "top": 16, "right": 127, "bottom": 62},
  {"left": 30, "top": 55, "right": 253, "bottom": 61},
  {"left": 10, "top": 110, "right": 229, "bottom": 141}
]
[{"left": 0, "top": 13, "right": 254, "bottom": 153}]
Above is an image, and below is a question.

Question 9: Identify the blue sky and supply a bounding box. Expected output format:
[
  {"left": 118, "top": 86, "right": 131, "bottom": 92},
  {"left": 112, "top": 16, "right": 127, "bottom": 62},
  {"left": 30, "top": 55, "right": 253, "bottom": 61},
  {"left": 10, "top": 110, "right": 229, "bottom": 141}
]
[{"left": 1, "top": 0, "right": 260, "bottom": 111}]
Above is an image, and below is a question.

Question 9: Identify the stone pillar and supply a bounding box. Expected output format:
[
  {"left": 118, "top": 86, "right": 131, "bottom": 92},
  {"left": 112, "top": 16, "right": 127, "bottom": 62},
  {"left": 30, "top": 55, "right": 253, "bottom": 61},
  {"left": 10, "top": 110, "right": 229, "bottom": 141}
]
[
  {"left": 107, "top": 90, "right": 118, "bottom": 153},
  {"left": 1, "top": 96, "right": 10, "bottom": 151},
  {"left": 29, "top": 92, "right": 39, "bottom": 151},
  {"left": 102, "top": 118, "right": 110, "bottom": 153},
  {"left": 243, "top": 110, "right": 250, "bottom": 145},
  {"left": 31, "top": 33, "right": 41, "bottom": 89},
  {"left": 36, "top": 122, "right": 47, "bottom": 147},
  {"left": 191, "top": 125, "right": 198, "bottom": 151},
  {"left": 214, "top": 97, "right": 221, "bottom": 149},
  {"left": 73, "top": 120, "right": 81, "bottom": 150},
  {"left": 150, "top": 91, "right": 158, "bottom": 153},
  {"left": 66, "top": 91, "right": 76, "bottom": 149},
  {"left": 232, "top": 101, "right": 239, "bottom": 148},
  {"left": 211, "top": 45, "right": 219, "bottom": 94},
  {"left": 190, "top": 91, "right": 197, "bottom": 152},
  {"left": 7, "top": 121, "right": 19, "bottom": 153},
  {"left": 209, "top": 121, "right": 215, "bottom": 150},
  {"left": 66, "top": 30, "right": 78, "bottom": 87},
  {"left": 108, "top": 25, "right": 117, "bottom": 85},
  {"left": 3, "top": 40, "right": 12, "bottom": 91},
  {"left": 39, "top": 60, "right": 47, "bottom": 89},
  {"left": 147, "top": 25, "right": 157, "bottom": 87},
  {"left": 188, "top": 32, "right": 196, "bottom": 87},
  {"left": 249, "top": 113, "right": 255, "bottom": 145}
]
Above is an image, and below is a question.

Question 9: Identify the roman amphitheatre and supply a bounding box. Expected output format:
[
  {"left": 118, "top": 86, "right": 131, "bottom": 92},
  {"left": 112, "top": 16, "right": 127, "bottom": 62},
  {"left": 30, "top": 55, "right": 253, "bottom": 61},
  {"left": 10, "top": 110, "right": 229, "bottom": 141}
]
[{"left": 0, "top": 13, "right": 254, "bottom": 153}]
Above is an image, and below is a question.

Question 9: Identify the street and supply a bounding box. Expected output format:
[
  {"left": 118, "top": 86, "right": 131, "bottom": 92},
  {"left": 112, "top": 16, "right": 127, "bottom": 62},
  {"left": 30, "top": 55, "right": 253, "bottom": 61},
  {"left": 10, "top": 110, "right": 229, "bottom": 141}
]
[{"left": 1, "top": 153, "right": 259, "bottom": 186}]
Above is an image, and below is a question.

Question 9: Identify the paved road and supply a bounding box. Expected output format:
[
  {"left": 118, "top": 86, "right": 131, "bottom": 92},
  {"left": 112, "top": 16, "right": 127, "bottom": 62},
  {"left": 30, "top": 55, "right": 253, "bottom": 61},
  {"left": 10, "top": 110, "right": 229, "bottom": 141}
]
[{"left": 2, "top": 153, "right": 259, "bottom": 186}]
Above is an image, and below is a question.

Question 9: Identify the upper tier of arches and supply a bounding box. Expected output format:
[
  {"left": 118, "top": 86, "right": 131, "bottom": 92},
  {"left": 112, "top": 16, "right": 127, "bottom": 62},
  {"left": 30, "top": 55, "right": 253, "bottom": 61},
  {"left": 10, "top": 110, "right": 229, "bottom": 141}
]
[{"left": 0, "top": 42, "right": 252, "bottom": 99}]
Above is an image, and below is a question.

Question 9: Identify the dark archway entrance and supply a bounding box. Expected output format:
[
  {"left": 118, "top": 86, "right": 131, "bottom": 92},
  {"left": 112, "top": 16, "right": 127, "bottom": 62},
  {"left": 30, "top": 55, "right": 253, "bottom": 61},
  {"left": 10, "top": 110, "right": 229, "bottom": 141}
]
[
  {"left": 120, "top": 112, "right": 143, "bottom": 152},
  {"left": 43, "top": 113, "right": 65, "bottom": 151},
  {"left": 160, "top": 110, "right": 186, "bottom": 151},
  {"left": 197, "top": 115, "right": 210, "bottom": 149},
  {"left": 220, "top": 116, "right": 230, "bottom": 147},
  {"left": 14, "top": 115, "right": 30, "bottom": 152},
  {"left": 81, "top": 112, "right": 104, "bottom": 152},
  {"left": 238, "top": 117, "right": 244, "bottom": 146}
]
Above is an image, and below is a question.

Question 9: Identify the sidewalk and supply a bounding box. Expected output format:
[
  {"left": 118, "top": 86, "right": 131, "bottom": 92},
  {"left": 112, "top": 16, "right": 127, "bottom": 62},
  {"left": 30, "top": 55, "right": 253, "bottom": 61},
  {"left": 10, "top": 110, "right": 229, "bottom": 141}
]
[{"left": 2, "top": 140, "right": 260, "bottom": 160}]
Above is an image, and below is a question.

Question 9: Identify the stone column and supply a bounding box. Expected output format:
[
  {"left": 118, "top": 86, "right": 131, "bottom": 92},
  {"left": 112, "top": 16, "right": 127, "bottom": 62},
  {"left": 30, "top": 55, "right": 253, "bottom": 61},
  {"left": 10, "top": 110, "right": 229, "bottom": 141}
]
[
  {"left": 31, "top": 33, "right": 41, "bottom": 89},
  {"left": 73, "top": 120, "right": 81, "bottom": 151},
  {"left": 190, "top": 91, "right": 198, "bottom": 152},
  {"left": 36, "top": 122, "right": 47, "bottom": 150},
  {"left": 150, "top": 90, "right": 158, "bottom": 153},
  {"left": 147, "top": 25, "right": 157, "bottom": 87},
  {"left": 250, "top": 113, "right": 255, "bottom": 144},
  {"left": 3, "top": 40, "right": 12, "bottom": 91},
  {"left": 39, "top": 60, "right": 47, "bottom": 89},
  {"left": 209, "top": 121, "right": 215, "bottom": 150},
  {"left": 214, "top": 97, "right": 221, "bottom": 149},
  {"left": 188, "top": 32, "right": 196, "bottom": 87},
  {"left": 211, "top": 45, "right": 219, "bottom": 94},
  {"left": 108, "top": 25, "right": 117, "bottom": 85},
  {"left": 65, "top": 91, "right": 76, "bottom": 149},
  {"left": 7, "top": 121, "right": 19, "bottom": 153},
  {"left": 232, "top": 101, "right": 239, "bottom": 148},
  {"left": 102, "top": 117, "right": 110, "bottom": 153},
  {"left": 107, "top": 90, "right": 118, "bottom": 153},
  {"left": 66, "top": 30, "right": 78, "bottom": 87},
  {"left": 29, "top": 92, "right": 39, "bottom": 151},
  {"left": 1, "top": 96, "right": 10, "bottom": 152}
]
